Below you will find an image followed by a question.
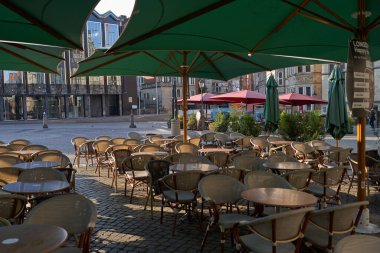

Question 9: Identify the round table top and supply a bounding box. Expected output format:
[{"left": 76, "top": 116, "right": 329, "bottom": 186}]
[
  {"left": 262, "top": 162, "right": 311, "bottom": 171},
  {"left": 198, "top": 148, "right": 235, "bottom": 153},
  {"left": 132, "top": 151, "right": 168, "bottom": 157},
  {"left": 241, "top": 187, "right": 317, "bottom": 208},
  {"left": 315, "top": 145, "right": 341, "bottom": 152},
  {"left": 0, "top": 224, "right": 67, "bottom": 253},
  {"left": 170, "top": 163, "right": 219, "bottom": 173},
  {"left": 334, "top": 234, "right": 380, "bottom": 253},
  {"left": 2, "top": 180, "right": 70, "bottom": 194},
  {"left": 13, "top": 161, "right": 60, "bottom": 170}
]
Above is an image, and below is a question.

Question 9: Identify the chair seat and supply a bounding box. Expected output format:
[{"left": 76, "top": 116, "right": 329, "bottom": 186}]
[
  {"left": 163, "top": 190, "right": 195, "bottom": 202},
  {"left": 306, "top": 184, "right": 337, "bottom": 197},
  {"left": 218, "top": 213, "right": 254, "bottom": 229},
  {"left": 126, "top": 170, "right": 149, "bottom": 179},
  {"left": 240, "top": 233, "right": 295, "bottom": 253},
  {"left": 304, "top": 222, "right": 347, "bottom": 249}
]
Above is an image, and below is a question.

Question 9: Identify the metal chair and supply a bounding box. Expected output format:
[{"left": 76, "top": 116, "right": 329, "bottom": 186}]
[
  {"left": 71, "top": 137, "right": 89, "bottom": 168},
  {"left": 0, "top": 167, "right": 21, "bottom": 186},
  {"left": 21, "top": 144, "right": 48, "bottom": 151},
  {"left": 175, "top": 143, "right": 200, "bottom": 154},
  {"left": 92, "top": 140, "right": 112, "bottom": 177},
  {"left": 110, "top": 149, "right": 131, "bottom": 192},
  {"left": 0, "top": 194, "right": 27, "bottom": 224},
  {"left": 282, "top": 169, "right": 314, "bottom": 190}
]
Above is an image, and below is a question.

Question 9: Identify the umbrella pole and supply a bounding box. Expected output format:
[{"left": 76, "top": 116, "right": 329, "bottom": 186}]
[
  {"left": 182, "top": 73, "right": 189, "bottom": 143},
  {"left": 335, "top": 138, "right": 339, "bottom": 147},
  {"left": 357, "top": 116, "right": 367, "bottom": 201}
]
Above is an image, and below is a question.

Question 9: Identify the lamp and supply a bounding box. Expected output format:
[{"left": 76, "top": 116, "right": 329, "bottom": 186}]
[{"left": 199, "top": 79, "right": 205, "bottom": 114}]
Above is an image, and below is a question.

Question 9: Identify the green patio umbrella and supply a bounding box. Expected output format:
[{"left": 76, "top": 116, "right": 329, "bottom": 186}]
[
  {"left": 264, "top": 75, "right": 280, "bottom": 133},
  {"left": 74, "top": 49, "right": 322, "bottom": 142},
  {"left": 325, "top": 64, "right": 350, "bottom": 147},
  {"left": 0, "top": 42, "right": 64, "bottom": 73},
  {"left": 0, "top": 0, "right": 100, "bottom": 49}
]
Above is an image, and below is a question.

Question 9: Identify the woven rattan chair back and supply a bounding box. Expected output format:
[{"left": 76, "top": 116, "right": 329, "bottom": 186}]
[
  {"left": 282, "top": 169, "right": 314, "bottom": 190},
  {"left": 95, "top": 135, "right": 112, "bottom": 140},
  {"left": 9, "top": 139, "right": 31, "bottom": 145},
  {"left": 0, "top": 194, "right": 27, "bottom": 224},
  {"left": 21, "top": 144, "right": 48, "bottom": 151},
  {"left": 206, "top": 152, "right": 230, "bottom": 169},
  {"left": 0, "top": 146, "right": 12, "bottom": 152},
  {"left": 139, "top": 144, "right": 164, "bottom": 152},
  {"left": 0, "top": 155, "right": 24, "bottom": 167},
  {"left": 7, "top": 143, "right": 27, "bottom": 151},
  {"left": 268, "top": 153, "right": 299, "bottom": 163},
  {"left": 127, "top": 132, "right": 143, "bottom": 141},
  {"left": 175, "top": 143, "right": 199, "bottom": 154},
  {"left": 34, "top": 153, "right": 72, "bottom": 168},
  {"left": 18, "top": 168, "right": 68, "bottom": 182},
  {"left": 233, "top": 156, "right": 264, "bottom": 171},
  {"left": 189, "top": 137, "right": 201, "bottom": 147},
  {"left": 214, "top": 133, "right": 230, "bottom": 147},
  {"left": 244, "top": 170, "right": 294, "bottom": 189},
  {"left": 0, "top": 167, "right": 21, "bottom": 186}
]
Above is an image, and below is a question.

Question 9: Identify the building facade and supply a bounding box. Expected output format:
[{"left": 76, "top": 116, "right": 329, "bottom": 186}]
[{"left": 0, "top": 11, "right": 137, "bottom": 121}]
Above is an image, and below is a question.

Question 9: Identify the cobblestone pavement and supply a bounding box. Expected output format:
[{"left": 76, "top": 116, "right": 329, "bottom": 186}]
[{"left": 1, "top": 119, "right": 380, "bottom": 252}]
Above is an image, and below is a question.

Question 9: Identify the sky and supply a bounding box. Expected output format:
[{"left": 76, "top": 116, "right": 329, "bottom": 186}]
[{"left": 95, "top": 0, "right": 135, "bottom": 16}]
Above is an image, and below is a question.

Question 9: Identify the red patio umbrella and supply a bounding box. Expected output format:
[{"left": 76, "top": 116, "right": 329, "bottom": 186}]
[
  {"left": 177, "top": 93, "right": 227, "bottom": 104},
  {"left": 279, "top": 93, "right": 327, "bottom": 106},
  {"left": 209, "top": 90, "right": 266, "bottom": 104}
]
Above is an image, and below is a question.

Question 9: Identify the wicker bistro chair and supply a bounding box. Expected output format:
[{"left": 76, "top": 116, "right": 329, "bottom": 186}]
[
  {"left": 9, "top": 139, "right": 31, "bottom": 145},
  {"left": 175, "top": 143, "right": 200, "bottom": 154},
  {"left": 95, "top": 135, "right": 112, "bottom": 140},
  {"left": 306, "top": 166, "right": 346, "bottom": 208},
  {"left": 282, "top": 169, "right": 315, "bottom": 191},
  {"left": 18, "top": 167, "right": 68, "bottom": 182},
  {"left": 233, "top": 136, "right": 253, "bottom": 151},
  {"left": 31, "top": 150, "right": 62, "bottom": 161},
  {"left": 291, "top": 142, "right": 321, "bottom": 169},
  {"left": 0, "top": 217, "right": 11, "bottom": 226},
  {"left": 0, "top": 155, "right": 24, "bottom": 167},
  {"left": 138, "top": 144, "right": 165, "bottom": 152},
  {"left": 110, "top": 137, "right": 127, "bottom": 145},
  {"left": 163, "top": 153, "right": 212, "bottom": 165},
  {"left": 0, "top": 151, "right": 23, "bottom": 159},
  {"left": 7, "top": 143, "right": 27, "bottom": 151},
  {"left": 110, "top": 149, "right": 132, "bottom": 192},
  {"left": 232, "top": 156, "right": 265, "bottom": 172},
  {"left": 214, "top": 133, "right": 233, "bottom": 148},
  {"left": 198, "top": 175, "right": 253, "bottom": 253},
  {"left": 122, "top": 154, "right": 155, "bottom": 204},
  {"left": 124, "top": 138, "right": 142, "bottom": 149},
  {"left": 229, "top": 132, "right": 245, "bottom": 141},
  {"left": 0, "top": 146, "right": 12, "bottom": 152},
  {"left": 233, "top": 207, "right": 314, "bottom": 253},
  {"left": 250, "top": 138, "right": 270, "bottom": 158},
  {"left": 21, "top": 144, "right": 48, "bottom": 151},
  {"left": 0, "top": 194, "right": 27, "bottom": 224},
  {"left": 0, "top": 167, "right": 21, "bottom": 186},
  {"left": 159, "top": 171, "right": 203, "bottom": 235},
  {"left": 189, "top": 137, "right": 202, "bottom": 147},
  {"left": 71, "top": 137, "right": 89, "bottom": 168},
  {"left": 200, "top": 132, "right": 217, "bottom": 146},
  {"left": 304, "top": 201, "right": 368, "bottom": 253},
  {"left": 267, "top": 152, "right": 299, "bottom": 163},
  {"left": 323, "top": 147, "right": 353, "bottom": 168},
  {"left": 33, "top": 153, "right": 73, "bottom": 168},
  {"left": 92, "top": 140, "right": 112, "bottom": 177},
  {"left": 144, "top": 160, "right": 171, "bottom": 218},
  {"left": 25, "top": 193, "right": 97, "bottom": 253},
  {"left": 206, "top": 152, "right": 230, "bottom": 169},
  {"left": 127, "top": 132, "right": 144, "bottom": 141},
  {"left": 56, "top": 167, "right": 77, "bottom": 192}
]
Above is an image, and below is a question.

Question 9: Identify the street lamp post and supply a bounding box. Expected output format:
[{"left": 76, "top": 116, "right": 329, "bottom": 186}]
[{"left": 199, "top": 79, "right": 205, "bottom": 115}]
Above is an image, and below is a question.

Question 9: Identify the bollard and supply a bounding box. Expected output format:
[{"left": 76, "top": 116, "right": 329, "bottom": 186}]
[
  {"left": 42, "top": 111, "right": 48, "bottom": 128},
  {"left": 129, "top": 110, "right": 136, "bottom": 128}
]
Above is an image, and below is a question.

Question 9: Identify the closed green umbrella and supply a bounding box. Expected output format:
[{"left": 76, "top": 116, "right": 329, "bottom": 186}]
[
  {"left": 264, "top": 75, "right": 280, "bottom": 133},
  {"left": 325, "top": 64, "right": 350, "bottom": 147}
]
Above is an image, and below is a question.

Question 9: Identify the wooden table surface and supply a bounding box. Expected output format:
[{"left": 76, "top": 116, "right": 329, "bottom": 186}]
[
  {"left": 13, "top": 161, "right": 60, "bottom": 170},
  {"left": 262, "top": 162, "right": 311, "bottom": 171},
  {"left": 198, "top": 148, "right": 235, "bottom": 153},
  {"left": 170, "top": 163, "right": 218, "bottom": 173},
  {"left": 0, "top": 224, "right": 67, "bottom": 253},
  {"left": 241, "top": 187, "right": 317, "bottom": 209},
  {"left": 2, "top": 180, "right": 70, "bottom": 195}
]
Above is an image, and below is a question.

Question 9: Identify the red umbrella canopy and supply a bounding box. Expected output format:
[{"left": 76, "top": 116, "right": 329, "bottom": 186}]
[
  {"left": 279, "top": 93, "right": 327, "bottom": 106},
  {"left": 177, "top": 93, "right": 227, "bottom": 104},
  {"left": 209, "top": 90, "right": 266, "bottom": 104}
]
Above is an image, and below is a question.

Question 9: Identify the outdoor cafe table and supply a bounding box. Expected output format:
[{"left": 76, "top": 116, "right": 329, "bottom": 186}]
[
  {"left": 132, "top": 151, "right": 168, "bottom": 158},
  {"left": 10, "top": 150, "right": 40, "bottom": 161},
  {"left": 2, "top": 180, "right": 70, "bottom": 195},
  {"left": 262, "top": 161, "right": 311, "bottom": 174},
  {"left": 241, "top": 187, "right": 317, "bottom": 216},
  {"left": 0, "top": 224, "right": 67, "bottom": 253},
  {"left": 170, "top": 163, "right": 219, "bottom": 174},
  {"left": 13, "top": 161, "right": 60, "bottom": 170},
  {"left": 198, "top": 148, "right": 235, "bottom": 154},
  {"left": 334, "top": 234, "right": 380, "bottom": 253}
]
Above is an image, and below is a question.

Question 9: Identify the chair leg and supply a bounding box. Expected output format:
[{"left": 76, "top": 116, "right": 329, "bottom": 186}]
[
  {"left": 160, "top": 198, "right": 164, "bottom": 224},
  {"left": 172, "top": 212, "right": 178, "bottom": 236},
  {"left": 144, "top": 188, "right": 150, "bottom": 211},
  {"left": 220, "top": 230, "right": 225, "bottom": 253},
  {"left": 130, "top": 183, "right": 135, "bottom": 204},
  {"left": 200, "top": 218, "right": 213, "bottom": 251}
]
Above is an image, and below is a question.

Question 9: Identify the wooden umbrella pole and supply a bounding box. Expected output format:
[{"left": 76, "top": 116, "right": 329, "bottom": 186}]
[
  {"left": 335, "top": 138, "right": 339, "bottom": 147},
  {"left": 182, "top": 73, "right": 188, "bottom": 143},
  {"left": 357, "top": 116, "right": 367, "bottom": 201}
]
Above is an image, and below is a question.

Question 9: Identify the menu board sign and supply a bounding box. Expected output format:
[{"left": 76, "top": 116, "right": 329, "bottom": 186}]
[{"left": 346, "top": 39, "right": 374, "bottom": 117}]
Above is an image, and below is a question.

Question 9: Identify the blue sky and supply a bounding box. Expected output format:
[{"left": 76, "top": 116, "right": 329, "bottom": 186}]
[{"left": 95, "top": 0, "right": 135, "bottom": 16}]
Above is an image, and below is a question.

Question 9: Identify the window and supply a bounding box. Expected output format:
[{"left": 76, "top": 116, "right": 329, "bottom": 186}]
[
  {"left": 305, "top": 65, "right": 311, "bottom": 72},
  {"left": 89, "top": 76, "right": 104, "bottom": 85},
  {"left": 298, "top": 87, "right": 303, "bottom": 94},
  {"left": 306, "top": 86, "right": 311, "bottom": 96},
  {"left": 176, "top": 89, "right": 181, "bottom": 98},
  {"left": 297, "top": 66, "right": 303, "bottom": 73},
  {"left": 278, "top": 71, "right": 283, "bottom": 85},
  {"left": 27, "top": 72, "right": 45, "bottom": 84},
  {"left": 190, "top": 90, "right": 195, "bottom": 96},
  {"left": 138, "top": 76, "right": 144, "bottom": 85},
  {"left": 69, "top": 50, "right": 86, "bottom": 84},
  {"left": 4, "top": 71, "right": 23, "bottom": 84},
  {"left": 86, "top": 21, "right": 102, "bottom": 56},
  {"left": 104, "top": 23, "right": 119, "bottom": 47},
  {"left": 107, "top": 76, "right": 121, "bottom": 85},
  {"left": 50, "top": 62, "right": 66, "bottom": 84},
  {"left": 189, "top": 77, "right": 195, "bottom": 85}
]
